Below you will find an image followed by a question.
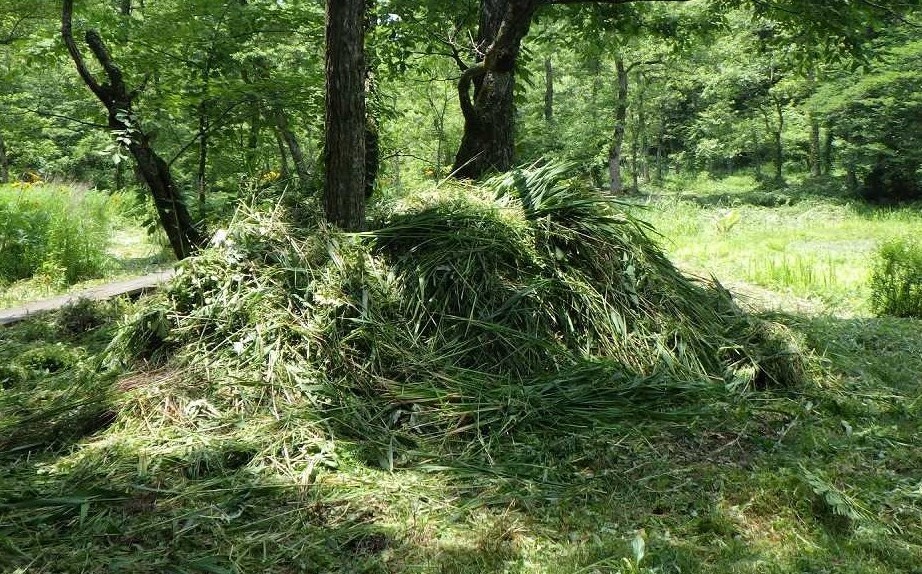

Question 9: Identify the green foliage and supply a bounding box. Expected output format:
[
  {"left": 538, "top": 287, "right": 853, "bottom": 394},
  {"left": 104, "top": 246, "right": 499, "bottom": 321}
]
[
  {"left": 801, "top": 466, "right": 877, "bottom": 531},
  {"left": 869, "top": 238, "right": 922, "bottom": 319},
  {"left": 0, "top": 184, "right": 111, "bottom": 285},
  {"left": 813, "top": 39, "right": 922, "bottom": 201}
]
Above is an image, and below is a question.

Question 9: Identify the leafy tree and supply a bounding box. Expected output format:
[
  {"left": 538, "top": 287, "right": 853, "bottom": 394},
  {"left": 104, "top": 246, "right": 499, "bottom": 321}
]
[
  {"left": 814, "top": 34, "right": 922, "bottom": 200},
  {"left": 62, "top": 0, "right": 204, "bottom": 259}
]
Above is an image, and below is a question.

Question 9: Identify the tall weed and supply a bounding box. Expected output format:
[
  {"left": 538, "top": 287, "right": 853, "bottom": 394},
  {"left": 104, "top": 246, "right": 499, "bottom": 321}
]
[
  {"left": 0, "top": 184, "right": 111, "bottom": 285},
  {"left": 870, "top": 238, "right": 922, "bottom": 318}
]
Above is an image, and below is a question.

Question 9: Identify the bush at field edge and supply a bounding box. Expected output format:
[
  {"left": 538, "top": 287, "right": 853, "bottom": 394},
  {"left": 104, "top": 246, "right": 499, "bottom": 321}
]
[{"left": 0, "top": 184, "right": 111, "bottom": 286}]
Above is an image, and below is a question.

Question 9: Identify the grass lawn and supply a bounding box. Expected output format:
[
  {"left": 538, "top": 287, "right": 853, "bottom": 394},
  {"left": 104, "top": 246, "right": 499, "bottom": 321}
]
[
  {"left": 1, "top": 174, "right": 920, "bottom": 573},
  {"left": 635, "top": 173, "right": 922, "bottom": 315}
]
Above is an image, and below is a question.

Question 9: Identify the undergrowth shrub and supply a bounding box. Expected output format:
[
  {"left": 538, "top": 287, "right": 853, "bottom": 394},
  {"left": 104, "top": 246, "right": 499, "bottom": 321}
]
[
  {"left": 0, "top": 184, "right": 110, "bottom": 285},
  {"left": 109, "top": 163, "right": 804, "bottom": 459},
  {"left": 870, "top": 238, "right": 922, "bottom": 318}
]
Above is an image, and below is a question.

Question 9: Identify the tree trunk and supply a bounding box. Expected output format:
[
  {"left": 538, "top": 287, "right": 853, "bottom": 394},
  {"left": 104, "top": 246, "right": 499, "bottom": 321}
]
[
  {"left": 61, "top": 0, "right": 203, "bottom": 260},
  {"left": 452, "top": 0, "right": 538, "bottom": 179},
  {"left": 773, "top": 99, "right": 784, "bottom": 182},
  {"left": 630, "top": 112, "right": 639, "bottom": 192},
  {"left": 809, "top": 115, "right": 821, "bottom": 177},
  {"left": 846, "top": 164, "right": 858, "bottom": 192},
  {"left": 271, "top": 108, "right": 311, "bottom": 191},
  {"left": 132, "top": 141, "right": 203, "bottom": 259},
  {"left": 273, "top": 127, "right": 292, "bottom": 182},
  {"left": 245, "top": 105, "right": 260, "bottom": 169},
  {"left": 772, "top": 129, "right": 783, "bottom": 181},
  {"left": 197, "top": 122, "right": 208, "bottom": 217},
  {"left": 544, "top": 56, "right": 553, "bottom": 123},
  {"left": 822, "top": 127, "right": 834, "bottom": 176},
  {"left": 608, "top": 56, "right": 629, "bottom": 195},
  {"left": 637, "top": 78, "right": 649, "bottom": 184},
  {"left": 0, "top": 130, "right": 8, "bottom": 184},
  {"left": 324, "top": 0, "right": 366, "bottom": 230}
]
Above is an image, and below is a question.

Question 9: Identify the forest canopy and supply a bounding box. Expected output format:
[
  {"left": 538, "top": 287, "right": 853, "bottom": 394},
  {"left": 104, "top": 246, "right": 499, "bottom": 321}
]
[{"left": 0, "top": 0, "right": 919, "bottom": 242}]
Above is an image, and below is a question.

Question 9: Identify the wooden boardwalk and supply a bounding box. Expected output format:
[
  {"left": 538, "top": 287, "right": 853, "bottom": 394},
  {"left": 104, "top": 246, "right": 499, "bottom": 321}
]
[{"left": 0, "top": 269, "right": 175, "bottom": 326}]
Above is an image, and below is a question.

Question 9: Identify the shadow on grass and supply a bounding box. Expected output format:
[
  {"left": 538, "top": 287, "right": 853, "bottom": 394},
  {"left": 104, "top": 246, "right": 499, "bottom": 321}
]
[{"left": 2, "top": 311, "right": 921, "bottom": 573}]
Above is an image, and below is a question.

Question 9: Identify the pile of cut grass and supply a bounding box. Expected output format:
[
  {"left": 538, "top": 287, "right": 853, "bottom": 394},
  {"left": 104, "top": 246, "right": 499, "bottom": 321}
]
[{"left": 106, "top": 163, "right": 800, "bottom": 459}]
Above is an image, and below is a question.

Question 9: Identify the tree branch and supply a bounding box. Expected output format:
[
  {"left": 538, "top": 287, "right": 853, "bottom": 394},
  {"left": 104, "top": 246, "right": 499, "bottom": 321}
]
[
  {"left": 85, "top": 29, "right": 128, "bottom": 97},
  {"left": 15, "top": 107, "right": 108, "bottom": 130},
  {"left": 625, "top": 58, "right": 663, "bottom": 74},
  {"left": 0, "top": 13, "right": 30, "bottom": 45},
  {"left": 457, "top": 63, "right": 486, "bottom": 123},
  {"left": 61, "top": 0, "right": 106, "bottom": 101},
  {"left": 168, "top": 100, "right": 248, "bottom": 166},
  {"left": 428, "top": 30, "right": 472, "bottom": 71}
]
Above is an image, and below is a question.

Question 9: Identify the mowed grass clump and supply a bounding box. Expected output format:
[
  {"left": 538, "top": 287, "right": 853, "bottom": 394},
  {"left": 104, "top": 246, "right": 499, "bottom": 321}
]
[
  {"left": 0, "top": 183, "right": 111, "bottom": 285},
  {"left": 110, "top": 163, "right": 800, "bottom": 455}
]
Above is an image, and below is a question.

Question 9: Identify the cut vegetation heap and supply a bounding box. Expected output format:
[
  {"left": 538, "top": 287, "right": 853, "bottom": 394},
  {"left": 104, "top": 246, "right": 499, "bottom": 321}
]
[{"left": 112, "top": 163, "right": 802, "bottom": 456}]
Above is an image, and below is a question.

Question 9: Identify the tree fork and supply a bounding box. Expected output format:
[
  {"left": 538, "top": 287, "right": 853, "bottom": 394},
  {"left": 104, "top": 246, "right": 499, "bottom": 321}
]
[{"left": 61, "top": 0, "right": 203, "bottom": 260}]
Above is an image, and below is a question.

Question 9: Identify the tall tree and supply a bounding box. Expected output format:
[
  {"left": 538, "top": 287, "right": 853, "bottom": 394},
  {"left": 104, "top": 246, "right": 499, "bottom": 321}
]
[
  {"left": 609, "top": 55, "right": 629, "bottom": 194},
  {"left": 324, "top": 0, "right": 366, "bottom": 230},
  {"left": 61, "top": 0, "right": 203, "bottom": 260}
]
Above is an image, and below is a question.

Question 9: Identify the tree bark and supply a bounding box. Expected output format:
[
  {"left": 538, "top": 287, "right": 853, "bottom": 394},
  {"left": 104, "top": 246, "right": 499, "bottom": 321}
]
[
  {"left": 772, "top": 128, "right": 783, "bottom": 181},
  {"left": 0, "top": 130, "right": 8, "bottom": 184},
  {"left": 61, "top": 0, "right": 203, "bottom": 260},
  {"left": 608, "top": 56, "right": 629, "bottom": 194},
  {"left": 115, "top": 161, "right": 124, "bottom": 190},
  {"left": 846, "top": 164, "right": 858, "bottom": 192},
  {"left": 273, "top": 127, "right": 292, "bottom": 182},
  {"left": 324, "top": 0, "right": 366, "bottom": 230},
  {"left": 762, "top": 96, "right": 784, "bottom": 183},
  {"left": 821, "top": 126, "right": 834, "bottom": 176},
  {"left": 637, "top": 76, "right": 649, "bottom": 184},
  {"left": 197, "top": 111, "right": 208, "bottom": 217},
  {"left": 630, "top": 111, "right": 639, "bottom": 192}
]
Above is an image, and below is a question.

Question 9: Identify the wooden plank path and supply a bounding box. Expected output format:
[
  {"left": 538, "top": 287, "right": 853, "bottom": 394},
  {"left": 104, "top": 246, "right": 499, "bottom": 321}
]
[{"left": 0, "top": 269, "right": 176, "bottom": 326}]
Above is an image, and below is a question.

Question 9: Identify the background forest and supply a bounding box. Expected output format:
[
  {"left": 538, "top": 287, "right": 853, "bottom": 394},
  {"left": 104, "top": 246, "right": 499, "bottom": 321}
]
[
  {"left": 1, "top": 1, "right": 922, "bottom": 573},
  {"left": 2, "top": 1, "right": 921, "bottom": 212}
]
